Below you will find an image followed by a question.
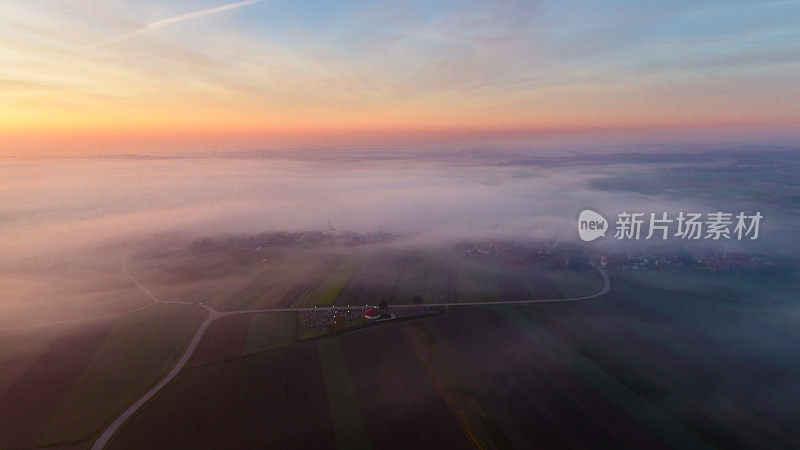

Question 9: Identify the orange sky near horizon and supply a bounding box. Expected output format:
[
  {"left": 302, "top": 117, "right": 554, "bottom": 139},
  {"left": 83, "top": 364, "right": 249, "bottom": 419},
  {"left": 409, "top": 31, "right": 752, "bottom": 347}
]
[{"left": 2, "top": 1, "right": 799, "bottom": 155}]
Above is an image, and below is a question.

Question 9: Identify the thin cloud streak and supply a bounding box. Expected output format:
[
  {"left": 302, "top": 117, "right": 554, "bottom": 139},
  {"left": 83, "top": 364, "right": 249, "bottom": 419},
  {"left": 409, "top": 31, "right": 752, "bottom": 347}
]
[
  {"left": 2, "top": 0, "right": 798, "bottom": 153},
  {"left": 89, "top": 0, "right": 265, "bottom": 48}
]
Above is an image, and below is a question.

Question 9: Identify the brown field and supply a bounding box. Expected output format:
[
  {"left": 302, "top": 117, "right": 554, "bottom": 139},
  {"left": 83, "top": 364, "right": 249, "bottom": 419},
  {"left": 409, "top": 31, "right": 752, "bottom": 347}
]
[
  {"left": 0, "top": 253, "right": 150, "bottom": 329},
  {"left": 127, "top": 243, "right": 602, "bottom": 312},
  {"left": 109, "top": 342, "right": 337, "bottom": 449},
  {"left": 337, "top": 324, "right": 473, "bottom": 449},
  {"left": 188, "top": 313, "right": 251, "bottom": 367},
  {"left": 337, "top": 252, "right": 407, "bottom": 306},
  {"left": 0, "top": 321, "right": 113, "bottom": 448},
  {"left": 0, "top": 303, "right": 206, "bottom": 448},
  {"left": 106, "top": 277, "right": 800, "bottom": 449},
  {"left": 8, "top": 238, "right": 786, "bottom": 449},
  {"left": 189, "top": 311, "right": 297, "bottom": 367},
  {"left": 243, "top": 311, "right": 296, "bottom": 354}
]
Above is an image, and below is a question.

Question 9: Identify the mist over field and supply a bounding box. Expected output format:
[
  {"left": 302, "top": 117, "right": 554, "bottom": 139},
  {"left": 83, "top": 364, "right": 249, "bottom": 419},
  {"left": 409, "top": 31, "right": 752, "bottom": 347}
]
[
  {"left": 1, "top": 147, "right": 795, "bottom": 326},
  {"left": 3, "top": 148, "right": 796, "bottom": 268},
  {"left": 2, "top": 148, "right": 800, "bottom": 447},
  {"left": 4, "top": 0, "right": 800, "bottom": 446}
]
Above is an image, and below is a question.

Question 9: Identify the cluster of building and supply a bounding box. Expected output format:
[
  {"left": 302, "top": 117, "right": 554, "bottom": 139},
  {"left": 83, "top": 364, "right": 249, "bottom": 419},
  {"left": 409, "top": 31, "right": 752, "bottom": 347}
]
[
  {"left": 457, "top": 240, "right": 594, "bottom": 269},
  {"left": 298, "top": 307, "right": 368, "bottom": 336},
  {"left": 456, "top": 239, "right": 784, "bottom": 276},
  {"left": 188, "top": 230, "right": 399, "bottom": 254},
  {"left": 298, "top": 304, "right": 443, "bottom": 336},
  {"left": 660, "top": 161, "right": 800, "bottom": 174},
  {"left": 602, "top": 251, "right": 780, "bottom": 273}
]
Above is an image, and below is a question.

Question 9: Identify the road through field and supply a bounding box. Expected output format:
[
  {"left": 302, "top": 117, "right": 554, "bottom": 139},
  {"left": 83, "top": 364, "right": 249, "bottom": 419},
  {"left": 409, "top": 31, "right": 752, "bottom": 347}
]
[
  {"left": 91, "top": 257, "right": 610, "bottom": 449},
  {"left": 0, "top": 256, "right": 157, "bottom": 331},
  {"left": 231, "top": 267, "right": 610, "bottom": 313},
  {"left": 90, "top": 304, "right": 218, "bottom": 450}
]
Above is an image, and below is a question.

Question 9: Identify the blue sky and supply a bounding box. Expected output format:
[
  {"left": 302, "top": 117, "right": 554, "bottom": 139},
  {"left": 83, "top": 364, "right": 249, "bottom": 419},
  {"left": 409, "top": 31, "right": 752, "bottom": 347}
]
[{"left": 1, "top": 0, "right": 799, "bottom": 153}]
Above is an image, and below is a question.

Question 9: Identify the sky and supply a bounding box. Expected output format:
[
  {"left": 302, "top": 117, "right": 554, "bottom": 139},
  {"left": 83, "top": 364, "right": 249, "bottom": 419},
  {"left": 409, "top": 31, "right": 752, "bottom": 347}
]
[{"left": 1, "top": 0, "right": 799, "bottom": 154}]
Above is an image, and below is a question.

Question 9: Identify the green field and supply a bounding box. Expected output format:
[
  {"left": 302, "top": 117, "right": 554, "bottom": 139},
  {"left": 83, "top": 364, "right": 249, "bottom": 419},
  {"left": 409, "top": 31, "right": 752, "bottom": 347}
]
[
  {"left": 317, "top": 339, "right": 371, "bottom": 449},
  {"left": 309, "top": 258, "right": 361, "bottom": 306},
  {"left": 243, "top": 311, "right": 297, "bottom": 354},
  {"left": 133, "top": 246, "right": 604, "bottom": 311},
  {"left": 610, "top": 269, "right": 800, "bottom": 363},
  {"left": 41, "top": 303, "right": 206, "bottom": 444},
  {"left": 101, "top": 260, "right": 800, "bottom": 449},
  {"left": 612, "top": 267, "right": 797, "bottom": 306},
  {"left": 0, "top": 302, "right": 206, "bottom": 447}
]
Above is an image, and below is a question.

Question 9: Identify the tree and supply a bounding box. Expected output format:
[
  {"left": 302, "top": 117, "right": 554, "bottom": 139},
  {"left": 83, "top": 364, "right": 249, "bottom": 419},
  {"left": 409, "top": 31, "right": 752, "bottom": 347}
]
[
  {"left": 378, "top": 300, "right": 390, "bottom": 318},
  {"left": 411, "top": 295, "right": 424, "bottom": 305}
]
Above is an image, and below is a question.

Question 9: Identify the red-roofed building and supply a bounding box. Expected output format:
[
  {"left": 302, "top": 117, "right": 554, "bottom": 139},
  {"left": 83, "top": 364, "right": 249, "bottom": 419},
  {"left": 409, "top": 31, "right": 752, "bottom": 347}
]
[{"left": 364, "top": 308, "right": 380, "bottom": 320}]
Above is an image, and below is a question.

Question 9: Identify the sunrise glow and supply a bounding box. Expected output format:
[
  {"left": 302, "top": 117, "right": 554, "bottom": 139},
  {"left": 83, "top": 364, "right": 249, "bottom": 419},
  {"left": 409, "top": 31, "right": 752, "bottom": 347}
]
[{"left": 2, "top": 0, "right": 800, "bottom": 154}]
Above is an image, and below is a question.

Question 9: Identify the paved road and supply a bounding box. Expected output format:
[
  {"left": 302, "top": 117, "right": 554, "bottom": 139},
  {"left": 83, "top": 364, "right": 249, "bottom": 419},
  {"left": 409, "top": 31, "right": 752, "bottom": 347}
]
[
  {"left": 90, "top": 305, "right": 217, "bottom": 450},
  {"left": 217, "top": 268, "right": 610, "bottom": 316},
  {"left": 87, "top": 256, "right": 609, "bottom": 449}
]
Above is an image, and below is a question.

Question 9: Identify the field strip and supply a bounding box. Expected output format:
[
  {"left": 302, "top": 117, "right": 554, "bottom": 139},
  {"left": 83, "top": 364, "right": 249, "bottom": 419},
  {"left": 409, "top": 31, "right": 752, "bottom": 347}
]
[
  {"left": 90, "top": 259, "right": 609, "bottom": 449},
  {"left": 0, "top": 303, "right": 155, "bottom": 331},
  {"left": 91, "top": 304, "right": 216, "bottom": 450},
  {"left": 0, "top": 256, "right": 158, "bottom": 331},
  {"left": 220, "top": 268, "right": 610, "bottom": 314}
]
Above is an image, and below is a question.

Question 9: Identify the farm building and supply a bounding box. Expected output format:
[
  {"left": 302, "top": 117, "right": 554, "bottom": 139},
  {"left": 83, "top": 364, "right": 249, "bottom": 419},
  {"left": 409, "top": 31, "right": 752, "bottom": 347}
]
[{"left": 364, "top": 308, "right": 380, "bottom": 320}]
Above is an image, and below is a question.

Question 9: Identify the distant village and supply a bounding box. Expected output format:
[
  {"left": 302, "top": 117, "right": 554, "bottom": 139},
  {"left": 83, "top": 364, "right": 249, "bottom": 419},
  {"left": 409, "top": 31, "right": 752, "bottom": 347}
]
[
  {"left": 660, "top": 160, "right": 800, "bottom": 174},
  {"left": 188, "top": 231, "right": 786, "bottom": 277},
  {"left": 188, "top": 229, "right": 398, "bottom": 253},
  {"left": 456, "top": 240, "right": 785, "bottom": 276}
]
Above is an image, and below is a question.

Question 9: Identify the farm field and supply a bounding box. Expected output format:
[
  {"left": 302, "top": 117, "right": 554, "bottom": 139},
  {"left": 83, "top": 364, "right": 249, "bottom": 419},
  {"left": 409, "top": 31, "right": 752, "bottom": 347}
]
[
  {"left": 109, "top": 342, "right": 337, "bottom": 449},
  {"left": 0, "top": 254, "right": 150, "bottom": 329},
  {"left": 189, "top": 311, "right": 297, "bottom": 367},
  {"left": 611, "top": 267, "right": 797, "bottom": 306},
  {"left": 0, "top": 303, "right": 206, "bottom": 448},
  {"left": 107, "top": 275, "right": 800, "bottom": 449},
  {"left": 129, "top": 242, "right": 603, "bottom": 311}
]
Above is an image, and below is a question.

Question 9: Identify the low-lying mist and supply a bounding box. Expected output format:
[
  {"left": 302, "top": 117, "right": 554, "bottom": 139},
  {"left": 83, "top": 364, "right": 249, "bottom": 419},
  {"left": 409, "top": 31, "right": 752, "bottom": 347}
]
[
  {"left": 4, "top": 149, "right": 795, "bottom": 268},
  {"left": 1, "top": 148, "right": 798, "bottom": 324}
]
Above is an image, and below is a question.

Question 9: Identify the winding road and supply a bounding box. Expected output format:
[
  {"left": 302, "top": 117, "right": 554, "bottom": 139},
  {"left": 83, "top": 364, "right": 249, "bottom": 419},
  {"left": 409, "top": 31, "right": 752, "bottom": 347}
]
[{"left": 86, "top": 256, "right": 610, "bottom": 449}]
